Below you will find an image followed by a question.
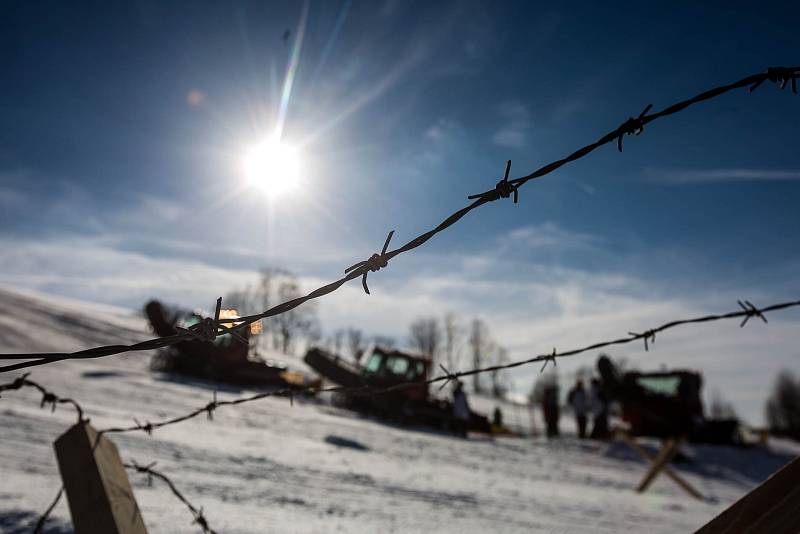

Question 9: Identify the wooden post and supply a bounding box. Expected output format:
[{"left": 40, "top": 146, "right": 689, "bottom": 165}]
[
  {"left": 616, "top": 429, "right": 703, "bottom": 499},
  {"left": 696, "top": 455, "right": 800, "bottom": 533},
  {"left": 54, "top": 422, "right": 148, "bottom": 534},
  {"left": 636, "top": 437, "right": 681, "bottom": 493}
]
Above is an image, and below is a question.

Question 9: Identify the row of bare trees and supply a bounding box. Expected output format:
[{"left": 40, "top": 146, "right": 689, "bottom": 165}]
[
  {"left": 225, "top": 268, "right": 320, "bottom": 355},
  {"left": 408, "top": 314, "right": 509, "bottom": 399},
  {"left": 225, "top": 270, "right": 507, "bottom": 397}
]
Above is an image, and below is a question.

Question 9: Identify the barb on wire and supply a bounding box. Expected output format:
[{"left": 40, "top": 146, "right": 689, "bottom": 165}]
[
  {"left": 0, "top": 373, "right": 85, "bottom": 422},
  {"left": 345, "top": 230, "right": 394, "bottom": 294},
  {"left": 540, "top": 348, "right": 558, "bottom": 373},
  {"left": 204, "top": 391, "right": 218, "bottom": 420},
  {"left": 749, "top": 66, "right": 798, "bottom": 94},
  {"left": 628, "top": 329, "right": 656, "bottom": 351},
  {"left": 2, "top": 66, "right": 799, "bottom": 376},
  {"left": 133, "top": 417, "right": 154, "bottom": 435},
  {"left": 125, "top": 461, "right": 217, "bottom": 534},
  {"left": 738, "top": 299, "right": 768, "bottom": 327},
  {"left": 468, "top": 160, "right": 518, "bottom": 203},
  {"left": 617, "top": 104, "right": 653, "bottom": 152},
  {"left": 437, "top": 364, "right": 458, "bottom": 391},
  {"left": 176, "top": 297, "right": 221, "bottom": 343}
]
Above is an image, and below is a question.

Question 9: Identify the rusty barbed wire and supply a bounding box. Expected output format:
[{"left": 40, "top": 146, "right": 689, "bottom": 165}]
[
  {"left": 0, "top": 65, "right": 797, "bottom": 375},
  {"left": 0, "top": 373, "right": 86, "bottom": 422},
  {"left": 125, "top": 461, "right": 217, "bottom": 534}
]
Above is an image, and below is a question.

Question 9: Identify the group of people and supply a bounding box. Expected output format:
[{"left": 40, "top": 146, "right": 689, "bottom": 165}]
[
  {"left": 450, "top": 376, "right": 611, "bottom": 440},
  {"left": 542, "top": 378, "right": 609, "bottom": 439}
]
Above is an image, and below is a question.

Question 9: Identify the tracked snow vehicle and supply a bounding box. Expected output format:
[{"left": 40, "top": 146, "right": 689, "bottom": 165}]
[
  {"left": 304, "top": 345, "right": 491, "bottom": 434},
  {"left": 597, "top": 355, "right": 740, "bottom": 444},
  {"left": 145, "top": 300, "right": 318, "bottom": 390}
]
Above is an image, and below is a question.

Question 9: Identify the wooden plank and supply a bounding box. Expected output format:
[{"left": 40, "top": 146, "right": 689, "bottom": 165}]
[
  {"left": 54, "top": 422, "right": 148, "bottom": 534},
  {"left": 696, "top": 455, "right": 800, "bottom": 534},
  {"left": 636, "top": 437, "right": 681, "bottom": 493},
  {"left": 619, "top": 432, "right": 703, "bottom": 500}
]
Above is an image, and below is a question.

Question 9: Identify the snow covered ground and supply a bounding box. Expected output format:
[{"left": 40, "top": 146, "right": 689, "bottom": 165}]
[{"left": 1, "top": 288, "right": 797, "bottom": 533}]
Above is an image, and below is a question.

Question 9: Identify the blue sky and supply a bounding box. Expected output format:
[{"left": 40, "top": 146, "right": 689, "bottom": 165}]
[{"left": 1, "top": 1, "right": 799, "bottom": 423}]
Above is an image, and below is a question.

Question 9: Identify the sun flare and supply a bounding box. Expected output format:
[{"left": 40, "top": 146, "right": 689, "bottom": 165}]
[{"left": 243, "top": 139, "right": 301, "bottom": 196}]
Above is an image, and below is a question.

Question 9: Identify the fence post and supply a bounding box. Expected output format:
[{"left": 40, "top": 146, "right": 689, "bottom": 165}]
[
  {"left": 54, "top": 421, "right": 148, "bottom": 534},
  {"left": 695, "top": 455, "right": 800, "bottom": 533}
]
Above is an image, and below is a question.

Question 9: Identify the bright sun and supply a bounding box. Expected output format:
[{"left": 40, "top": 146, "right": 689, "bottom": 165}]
[{"left": 243, "top": 139, "right": 301, "bottom": 196}]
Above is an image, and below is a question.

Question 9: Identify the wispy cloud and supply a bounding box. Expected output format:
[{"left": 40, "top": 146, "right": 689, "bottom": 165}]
[
  {"left": 646, "top": 167, "right": 800, "bottom": 185},
  {"left": 491, "top": 101, "right": 530, "bottom": 148},
  {"left": 424, "top": 118, "right": 460, "bottom": 143},
  {"left": 506, "top": 222, "right": 603, "bottom": 251}
]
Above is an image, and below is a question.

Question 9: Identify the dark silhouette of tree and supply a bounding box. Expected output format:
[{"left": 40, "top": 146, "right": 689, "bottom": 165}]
[
  {"left": 443, "top": 312, "right": 463, "bottom": 371},
  {"left": 468, "top": 318, "right": 493, "bottom": 394},
  {"left": 409, "top": 317, "right": 441, "bottom": 362},
  {"left": 227, "top": 268, "right": 318, "bottom": 355},
  {"left": 766, "top": 370, "right": 800, "bottom": 438},
  {"left": 709, "top": 390, "right": 738, "bottom": 420},
  {"left": 490, "top": 347, "right": 509, "bottom": 399},
  {"left": 373, "top": 335, "right": 396, "bottom": 348},
  {"left": 347, "top": 328, "right": 365, "bottom": 363}
]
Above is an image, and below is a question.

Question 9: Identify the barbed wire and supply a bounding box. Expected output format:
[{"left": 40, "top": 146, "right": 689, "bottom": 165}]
[
  {"left": 32, "top": 486, "right": 64, "bottom": 534},
  {"left": 5, "top": 297, "right": 798, "bottom": 532},
  {"left": 25, "top": 466, "right": 212, "bottom": 534},
  {"left": 0, "top": 374, "right": 86, "bottom": 422},
  {"left": 0, "top": 65, "right": 797, "bottom": 375},
  {"left": 125, "top": 461, "right": 217, "bottom": 534},
  {"left": 79, "top": 298, "right": 800, "bottom": 436}
]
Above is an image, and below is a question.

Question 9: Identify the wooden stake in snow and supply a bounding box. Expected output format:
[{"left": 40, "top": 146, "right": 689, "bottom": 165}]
[
  {"left": 54, "top": 422, "right": 148, "bottom": 534},
  {"left": 696, "top": 455, "right": 800, "bottom": 533}
]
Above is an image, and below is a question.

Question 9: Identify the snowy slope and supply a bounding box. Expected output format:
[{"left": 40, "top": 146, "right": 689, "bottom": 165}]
[{"left": 1, "top": 288, "right": 797, "bottom": 533}]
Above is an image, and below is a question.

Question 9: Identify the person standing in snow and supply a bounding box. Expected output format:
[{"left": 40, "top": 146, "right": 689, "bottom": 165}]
[
  {"left": 589, "top": 378, "right": 609, "bottom": 439},
  {"left": 452, "top": 380, "right": 471, "bottom": 438},
  {"left": 567, "top": 379, "right": 589, "bottom": 439},
  {"left": 541, "top": 382, "right": 560, "bottom": 439}
]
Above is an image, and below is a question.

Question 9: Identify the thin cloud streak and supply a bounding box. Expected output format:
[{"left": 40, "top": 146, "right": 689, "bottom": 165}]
[{"left": 647, "top": 167, "right": 800, "bottom": 184}]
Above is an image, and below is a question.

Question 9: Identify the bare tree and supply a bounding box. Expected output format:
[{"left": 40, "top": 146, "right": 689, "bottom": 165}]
[
  {"left": 273, "top": 274, "right": 317, "bottom": 355},
  {"left": 443, "top": 312, "right": 462, "bottom": 370},
  {"left": 766, "top": 370, "right": 800, "bottom": 437},
  {"left": 347, "top": 328, "right": 366, "bottom": 363},
  {"left": 468, "top": 318, "right": 493, "bottom": 393},
  {"left": 709, "top": 390, "right": 738, "bottom": 420},
  {"left": 331, "top": 329, "right": 345, "bottom": 355},
  {"left": 373, "top": 335, "right": 396, "bottom": 349},
  {"left": 409, "top": 317, "right": 441, "bottom": 362},
  {"left": 490, "top": 347, "right": 509, "bottom": 399}
]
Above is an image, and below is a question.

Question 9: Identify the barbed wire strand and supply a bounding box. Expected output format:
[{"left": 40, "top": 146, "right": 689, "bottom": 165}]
[
  {"left": 125, "top": 461, "right": 217, "bottom": 534},
  {"left": 81, "top": 298, "right": 799, "bottom": 435},
  {"left": 0, "top": 374, "right": 86, "bottom": 422},
  {"left": 32, "top": 486, "right": 64, "bottom": 534},
  {"left": 0, "top": 66, "right": 797, "bottom": 375},
  {"left": 3, "top": 300, "right": 797, "bottom": 436},
  {"left": 6, "top": 298, "right": 798, "bottom": 531}
]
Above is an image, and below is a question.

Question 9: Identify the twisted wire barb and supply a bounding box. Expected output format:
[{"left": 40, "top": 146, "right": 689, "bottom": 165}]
[
  {"left": 1, "top": 65, "right": 797, "bottom": 377},
  {"left": 125, "top": 461, "right": 217, "bottom": 534},
  {"left": 0, "top": 374, "right": 86, "bottom": 422}
]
